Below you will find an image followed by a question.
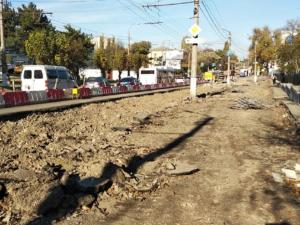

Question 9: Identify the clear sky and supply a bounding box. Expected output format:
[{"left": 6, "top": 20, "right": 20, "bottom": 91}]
[{"left": 11, "top": 0, "right": 300, "bottom": 58}]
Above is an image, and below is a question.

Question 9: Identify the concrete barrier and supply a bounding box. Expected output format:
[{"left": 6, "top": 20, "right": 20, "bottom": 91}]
[
  {"left": 79, "top": 88, "right": 91, "bottom": 98},
  {"left": 291, "top": 86, "right": 300, "bottom": 104},
  {"left": 119, "top": 86, "right": 128, "bottom": 93},
  {"left": 3, "top": 91, "right": 29, "bottom": 106},
  {"left": 133, "top": 85, "right": 140, "bottom": 91},
  {"left": 126, "top": 85, "right": 133, "bottom": 92},
  {"left": 111, "top": 86, "right": 119, "bottom": 94},
  {"left": 90, "top": 88, "right": 103, "bottom": 96},
  {"left": 27, "top": 91, "right": 48, "bottom": 103},
  {"left": 47, "top": 89, "right": 65, "bottom": 101},
  {"left": 101, "top": 87, "right": 113, "bottom": 95},
  {"left": 0, "top": 94, "right": 5, "bottom": 108}
]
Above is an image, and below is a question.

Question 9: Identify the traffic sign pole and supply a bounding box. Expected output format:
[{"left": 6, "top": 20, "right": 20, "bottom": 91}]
[{"left": 190, "top": 0, "right": 199, "bottom": 99}]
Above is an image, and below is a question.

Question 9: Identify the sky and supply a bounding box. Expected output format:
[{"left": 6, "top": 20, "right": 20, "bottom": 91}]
[{"left": 11, "top": 0, "right": 300, "bottom": 58}]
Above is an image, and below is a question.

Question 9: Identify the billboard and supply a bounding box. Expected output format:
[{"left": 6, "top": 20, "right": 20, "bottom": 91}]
[
  {"left": 165, "top": 50, "right": 184, "bottom": 60},
  {"left": 165, "top": 59, "right": 181, "bottom": 70}
]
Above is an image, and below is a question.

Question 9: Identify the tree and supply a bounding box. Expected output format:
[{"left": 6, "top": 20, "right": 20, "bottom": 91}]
[
  {"left": 181, "top": 36, "right": 192, "bottom": 74},
  {"left": 277, "top": 20, "right": 300, "bottom": 73},
  {"left": 25, "top": 25, "right": 93, "bottom": 79},
  {"left": 3, "top": 2, "right": 18, "bottom": 53},
  {"left": 54, "top": 25, "right": 94, "bottom": 78},
  {"left": 130, "top": 41, "right": 151, "bottom": 79},
  {"left": 93, "top": 36, "right": 115, "bottom": 78},
  {"left": 17, "top": 2, "right": 52, "bottom": 53},
  {"left": 113, "top": 45, "right": 127, "bottom": 80},
  {"left": 25, "top": 28, "right": 56, "bottom": 64},
  {"left": 249, "top": 26, "right": 277, "bottom": 75}
]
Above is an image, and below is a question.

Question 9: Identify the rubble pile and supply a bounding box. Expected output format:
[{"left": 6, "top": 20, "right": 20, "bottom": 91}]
[
  {"left": 272, "top": 163, "right": 300, "bottom": 196},
  {"left": 231, "top": 97, "right": 266, "bottom": 110},
  {"left": 0, "top": 90, "right": 198, "bottom": 224}
]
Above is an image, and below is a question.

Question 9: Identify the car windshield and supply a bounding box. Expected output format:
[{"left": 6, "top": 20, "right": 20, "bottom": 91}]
[
  {"left": 57, "top": 70, "right": 70, "bottom": 79},
  {"left": 46, "top": 69, "right": 70, "bottom": 79},
  {"left": 86, "top": 77, "right": 105, "bottom": 82}
]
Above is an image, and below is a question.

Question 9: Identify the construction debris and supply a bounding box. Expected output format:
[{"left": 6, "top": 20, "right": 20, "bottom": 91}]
[
  {"left": 231, "top": 97, "right": 266, "bottom": 110},
  {"left": 272, "top": 163, "right": 300, "bottom": 196},
  {"left": 166, "top": 162, "right": 199, "bottom": 176}
]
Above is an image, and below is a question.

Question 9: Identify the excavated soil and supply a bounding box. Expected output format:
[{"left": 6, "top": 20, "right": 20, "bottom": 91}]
[{"left": 0, "top": 77, "right": 299, "bottom": 225}]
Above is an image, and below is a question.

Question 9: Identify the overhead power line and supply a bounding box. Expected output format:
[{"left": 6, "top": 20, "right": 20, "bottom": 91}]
[{"left": 142, "top": 1, "right": 193, "bottom": 8}]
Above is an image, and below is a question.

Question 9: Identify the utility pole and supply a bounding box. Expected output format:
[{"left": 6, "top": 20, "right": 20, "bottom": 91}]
[
  {"left": 0, "top": 0, "right": 7, "bottom": 87},
  {"left": 227, "top": 32, "right": 231, "bottom": 85},
  {"left": 190, "top": 0, "right": 199, "bottom": 98},
  {"left": 254, "top": 41, "right": 257, "bottom": 83}
]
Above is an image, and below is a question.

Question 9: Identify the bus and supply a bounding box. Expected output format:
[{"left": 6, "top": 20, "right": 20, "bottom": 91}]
[{"left": 139, "top": 67, "right": 184, "bottom": 85}]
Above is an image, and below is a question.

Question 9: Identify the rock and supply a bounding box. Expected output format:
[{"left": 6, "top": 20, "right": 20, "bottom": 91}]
[
  {"left": 2, "top": 211, "right": 11, "bottom": 223},
  {"left": 12, "top": 169, "right": 38, "bottom": 181},
  {"left": 272, "top": 172, "right": 283, "bottom": 183},
  {"left": 212, "top": 199, "right": 220, "bottom": 205},
  {"left": 0, "top": 182, "right": 6, "bottom": 199},
  {"left": 281, "top": 168, "right": 298, "bottom": 180},
  {"left": 78, "top": 178, "right": 112, "bottom": 194},
  {"left": 165, "top": 162, "right": 176, "bottom": 170},
  {"left": 77, "top": 194, "right": 96, "bottom": 207},
  {"left": 133, "top": 178, "right": 159, "bottom": 192},
  {"left": 133, "top": 113, "right": 151, "bottom": 124},
  {"left": 60, "top": 173, "right": 81, "bottom": 193},
  {"left": 167, "top": 162, "right": 199, "bottom": 176}
]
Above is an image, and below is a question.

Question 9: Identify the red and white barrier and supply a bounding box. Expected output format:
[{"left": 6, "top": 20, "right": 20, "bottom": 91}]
[
  {"left": 101, "top": 86, "right": 113, "bottom": 95},
  {"left": 3, "top": 91, "right": 29, "bottom": 106},
  {"left": 27, "top": 91, "right": 48, "bottom": 103},
  {"left": 47, "top": 89, "right": 65, "bottom": 101},
  {"left": 79, "top": 88, "right": 91, "bottom": 98},
  {"left": 119, "top": 86, "right": 128, "bottom": 93},
  {"left": 0, "top": 94, "right": 5, "bottom": 107},
  {"left": 0, "top": 82, "right": 192, "bottom": 109}
]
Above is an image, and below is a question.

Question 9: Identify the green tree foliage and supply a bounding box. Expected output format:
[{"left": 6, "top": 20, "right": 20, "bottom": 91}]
[
  {"left": 25, "top": 25, "right": 93, "bottom": 78},
  {"left": 3, "top": 2, "right": 52, "bottom": 53},
  {"left": 249, "top": 26, "right": 277, "bottom": 74},
  {"left": 277, "top": 20, "right": 300, "bottom": 73},
  {"left": 54, "top": 25, "right": 94, "bottom": 77},
  {"left": 181, "top": 36, "right": 192, "bottom": 73},
  {"left": 3, "top": 2, "right": 18, "bottom": 52},
  {"left": 130, "top": 41, "right": 151, "bottom": 78},
  {"left": 93, "top": 36, "right": 112, "bottom": 78},
  {"left": 198, "top": 48, "right": 220, "bottom": 72},
  {"left": 113, "top": 45, "right": 127, "bottom": 80},
  {"left": 25, "top": 28, "right": 56, "bottom": 64}
]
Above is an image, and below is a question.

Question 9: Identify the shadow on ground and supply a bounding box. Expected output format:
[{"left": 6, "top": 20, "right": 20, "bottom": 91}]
[
  {"left": 256, "top": 121, "right": 300, "bottom": 149},
  {"left": 25, "top": 117, "right": 213, "bottom": 225}
]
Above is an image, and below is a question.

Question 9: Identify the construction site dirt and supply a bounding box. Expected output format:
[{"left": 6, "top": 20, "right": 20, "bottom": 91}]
[{"left": 0, "top": 77, "right": 299, "bottom": 225}]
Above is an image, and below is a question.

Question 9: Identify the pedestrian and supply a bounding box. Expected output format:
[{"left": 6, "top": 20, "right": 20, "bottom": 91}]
[{"left": 230, "top": 69, "right": 235, "bottom": 81}]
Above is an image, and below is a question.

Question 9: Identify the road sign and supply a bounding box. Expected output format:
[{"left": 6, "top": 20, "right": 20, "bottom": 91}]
[
  {"left": 185, "top": 37, "right": 199, "bottom": 44},
  {"left": 189, "top": 24, "right": 201, "bottom": 37}
]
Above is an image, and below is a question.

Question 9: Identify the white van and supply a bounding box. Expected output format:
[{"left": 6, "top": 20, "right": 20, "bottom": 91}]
[{"left": 21, "top": 65, "right": 76, "bottom": 91}]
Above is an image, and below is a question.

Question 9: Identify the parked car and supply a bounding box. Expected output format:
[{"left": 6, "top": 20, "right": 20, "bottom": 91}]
[
  {"left": 118, "top": 77, "right": 140, "bottom": 86},
  {"left": 21, "top": 65, "right": 76, "bottom": 91},
  {"left": 84, "top": 76, "right": 110, "bottom": 89}
]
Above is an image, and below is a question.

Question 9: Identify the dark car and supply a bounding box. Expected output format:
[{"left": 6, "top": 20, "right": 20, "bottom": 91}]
[{"left": 118, "top": 77, "right": 140, "bottom": 86}]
